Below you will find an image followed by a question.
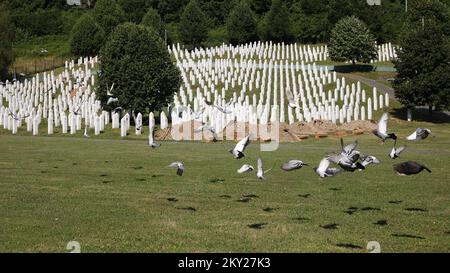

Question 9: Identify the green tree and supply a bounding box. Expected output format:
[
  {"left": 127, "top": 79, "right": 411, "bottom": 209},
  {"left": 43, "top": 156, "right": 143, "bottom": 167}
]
[
  {"left": 0, "top": 9, "right": 14, "bottom": 80},
  {"left": 118, "top": 0, "right": 151, "bottom": 23},
  {"left": 393, "top": 0, "right": 450, "bottom": 116},
  {"left": 92, "top": 0, "right": 125, "bottom": 36},
  {"left": 98, "top": 23, "right": 181, "bottom": 114},
  {"left": 328, "top": 16, "right": 377, "bottom": 65},
  {"left": 70, "top": 14, "right": 105, "bottom": 57},
  {"left": 180, "top": 0, "right": 209, "bottom": 49},
  {"left": 259, "top": 0, "right": 293, "bottom": 43},
  {"left": 141, "top": 7, "right": 163, "bottom": 35},
  {"left": 226, "top": 1, "right": 258, "bottom": 45}
]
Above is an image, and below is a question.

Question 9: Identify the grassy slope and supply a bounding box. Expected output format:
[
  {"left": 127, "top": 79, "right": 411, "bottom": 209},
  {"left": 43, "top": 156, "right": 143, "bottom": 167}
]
[{"left": 0, "top": 118, "right": 449, "bottom": 252}]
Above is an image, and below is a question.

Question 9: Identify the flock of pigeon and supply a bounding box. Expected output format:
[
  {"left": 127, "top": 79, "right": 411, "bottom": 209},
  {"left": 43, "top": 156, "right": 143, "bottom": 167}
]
[{"left": 168, "top": 112, "right": 433, "bottom": 179}]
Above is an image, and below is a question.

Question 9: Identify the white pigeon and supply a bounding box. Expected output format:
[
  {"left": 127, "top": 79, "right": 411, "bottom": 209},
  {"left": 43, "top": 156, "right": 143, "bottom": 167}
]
[
  {"left": 406, "top": 128, "right": 432, "bottom": 141},
  {"left": 229, "top": 134, "right": 251, "bottom": 159},
  {"left": 107, "top": 97, "right": 119, "bottom": 105},
  {"left": 360, "top": 155, "right": 381, "bottom": 170},
  {"left": 256, "top": 157, "right": 272, "bottom": 180},
  {"left": 194, "top": 124, "right": 218, "bottom": 142},
  {"left": 389, "top": 141, "right": 406, "bottom": 159},
  {"left": 83, "top": 126, "right": 90, "bottom": 138},
  {"left": 285, "top": 88, "right": 297, "bottom": 109},
  {"left": 168, "top": 161, "right": 184, "bottom": 176},
  {"left": 372, "top": 113, "right": 397, "bottom": 142},
  {"left": 214, "top": 104, "right": 232, "bottom": 114},
  {"left": 237, "top": 164, "right": 254, "bottom": 174},
  {"left": 149, "top": 126, "right": 160, "bottom": 148},
  {"left": 281, "top": 160, "right": 308, "bottom": 171},
  {"left": 107, "top": 83, "right": 115, "bottom": 96},
  {"left": 314, "top": 157, "right": 342, "bottom": 178}
]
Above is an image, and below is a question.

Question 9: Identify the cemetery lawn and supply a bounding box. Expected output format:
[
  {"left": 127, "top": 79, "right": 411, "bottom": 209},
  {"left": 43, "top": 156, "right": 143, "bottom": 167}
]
[{"left": 0, "top": 119, "right": 449, "bottom": 253}]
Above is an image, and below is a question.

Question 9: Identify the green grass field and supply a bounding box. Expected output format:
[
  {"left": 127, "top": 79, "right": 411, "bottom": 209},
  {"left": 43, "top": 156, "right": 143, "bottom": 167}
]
[{"left": 1, "top": 117, "right": 449, "bottom": 252}]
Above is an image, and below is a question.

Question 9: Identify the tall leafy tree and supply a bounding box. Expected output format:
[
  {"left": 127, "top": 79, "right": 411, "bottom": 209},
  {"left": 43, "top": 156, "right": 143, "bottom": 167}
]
[
  {"left": 98, "top": 23, "right": 181, "bottom": 114},
  {"left": 328, "top": 16, "right": 377, "bottom": 65},
  {"left": 70, "top": 14, "right": 105, "bottom": 57},
  {"left": 393, "top": 0, "right": 450, "bottom": 116},
  {"left": 179, "top": 0, "right": 209, "bottom": 49},
  {"left": 141, "top": 7, "right": 163, "bottom": 34},
  {"left": 0, "top": 9, "right": 14, "bottom": 80},
  {"left": 226, "top": 1, "right": 258, "bottom": 45},
  {"left": 92, "top": 0, "right": 125, "bottom": 36},
  {"left": 118, "top": 0, "right": 151, "bottom": 24},
  {"left": 259, "top": 0, "right": 293, "bottom": 43}
]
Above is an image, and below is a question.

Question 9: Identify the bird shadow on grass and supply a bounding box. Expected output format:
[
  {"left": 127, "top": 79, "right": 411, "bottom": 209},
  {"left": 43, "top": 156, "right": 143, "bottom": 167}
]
[
  {"left": 336, "top": 243, "right": 363, "bottom": 249},
  {"left": 262, "top": 207, "right": 279, "bottom": 212},
  {"left": 391, "top": 107, "right": 450, "bottom": 124},
  {"left": 345, "top": 207, "right": 358, "bottom": 215},
  {"left": 102, "top": 180, "right": 113, "bottom": 184},
  {"left": 292, "top": 217, "right": 311, "bottom": 221},
  {"left": 321, "top": 223, "right": 339, "bottom": 230},
  {"left": 392, "top": 233, "right": 425, "bottom": 240},
  {"left": 167, "top": 198, "right": 178, "bottom": 202},
  {"left": 177, "top": 207, "right": 196, "bottom": 212},
  {"left": 151, "top": 174, "right": 164, "bottom": 178},
  {"left": 132, "top": 166, "right": 143, "bottom": 170},
  {"left": 389, "top": 200, "right": 403, "bottom": 205},
  {"left": 136, "top": 178, "right": 146, "bottom": 182},
  {"left": 361, "top": 207, "right": 381, "bottom": 211},
  {"left": 209, "top": 178, "right": 225, "bottom": 183},
  {"left": 219, "top": 195, "right": 232, "bottom": 199},
  {"left": 374, "top": 220, "right": 388, "bottom": 226},
  {"left": 237, "top": 198, "right": 252, "bottom": 203},
  {"left": 248, "top": 223, "right": 267, "bottom": 230},
  {"left": 242, "top": 194, "right": 259, "bottom": 198},
  {"left": 404, "top": 208, "right": 428, "bottom": 212},
  {"left": 329, "top": 188, "right": 342, "bottom": 191},
  {"left": 298, "top": 194, "right": 311, "bottom": 198}
]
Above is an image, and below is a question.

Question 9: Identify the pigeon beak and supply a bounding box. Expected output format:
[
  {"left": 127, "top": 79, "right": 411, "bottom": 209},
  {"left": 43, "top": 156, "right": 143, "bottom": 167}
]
[{"left": 303, "top": 163, "right": 310, "bottom": 167}]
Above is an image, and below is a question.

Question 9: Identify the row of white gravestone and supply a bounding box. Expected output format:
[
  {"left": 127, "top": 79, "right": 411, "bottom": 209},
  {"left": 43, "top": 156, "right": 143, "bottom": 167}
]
[
  {"left": 170, "top": 42, "right": 328, "bottom": 64},
  {"left": 170, "top": 41, "right": 396, "bottom": 65},
  {"left": 172, "top": 46, "right": 387, "bottom": 127}
]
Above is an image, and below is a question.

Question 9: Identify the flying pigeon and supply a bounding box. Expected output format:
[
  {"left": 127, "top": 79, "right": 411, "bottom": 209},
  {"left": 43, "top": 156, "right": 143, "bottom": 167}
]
[
  {"left": 237, "top": 164, "right": 254, "bottom": 174},
  {"left": 168, "top": 161, "right": 184, "bottom": 176},
  {"left": 360, "top": 155, "right": 381, "bottom": 168},
  {"left": 106, "top": 83, "right": 115, "bottom": 96},
  {"left": 149, "top": 125, "right": 160, "bottom": 148},
  {"left": 83, "top": 126, "right": 90, "bottom": 138},
  {"left": 327, "top": 139, "right": 365, "bottom": 172},
  {"left": 389, "top": 141, "right": 406, "bottom": 159},
  {"left": 285, "top": 88, "right": 297, "bottom": 109},
  {"left": 194, "top": 124, "right": 218, "bottom": 142},
  {"left": 393, "top": 161, "right": 431, "bottom": 176},
  {"left": 372, "top": 113, "right": 397, "bottom": 142},
  {"left": 229, "top": 134, "right": 251, "bottom": 159},
  {"left": 314, "top": 157, "right": 343, "bottom": 178},
  {"left": 406, "top": 128, "right": 432, "bottom": 141},
  {"left": 281, "top": 160, "right": 308, "bottom": 171},
  {"left": 256, "top": 157, "right": 272, "bottom": 180},
  {"left": 107, "top": 97, "right": 119, "bottom": 105}
]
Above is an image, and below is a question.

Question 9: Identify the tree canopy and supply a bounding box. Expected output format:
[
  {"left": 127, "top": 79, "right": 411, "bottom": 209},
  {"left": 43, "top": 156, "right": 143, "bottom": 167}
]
[
  {"left": 0, "top": 9, "right": 14, "bottom": 80},
  {"left": 226, "top": 1, "right": 258, "bottom": 45},
  {"left": 179, "top": 0, "right": 209, "bottom": 49},
  {"left": 70, "top": 14, "right": 105, "bottom": 57},
  {"left": 393, "top": 0, "right": 450, "bottom": 114},
  {"left": 92, "top": 0, "right": 125, "bottom": 36},
  {"left": 98, "top": 23, "right": 181, "bottom": 114},
  {"left": 328, "top": 16, "right": 377, "bottom": 64},
  {"left": 259, "top": 0, "right": 294, "bottom": 43}
]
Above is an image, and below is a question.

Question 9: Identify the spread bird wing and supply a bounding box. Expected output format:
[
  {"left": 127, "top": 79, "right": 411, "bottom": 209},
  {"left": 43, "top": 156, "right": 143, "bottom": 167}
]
[
  {"left": 235, "top": 135, "right": 250, "bottom": 152},
  {"left": 378, "top": 113, "right": 388, "bottom": 134},
  {"left": 318, "top": 157, "right": 331, "bottom": 173},
  {"left": 257, "top": 157, "right": 263, "bottom": 173}
]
